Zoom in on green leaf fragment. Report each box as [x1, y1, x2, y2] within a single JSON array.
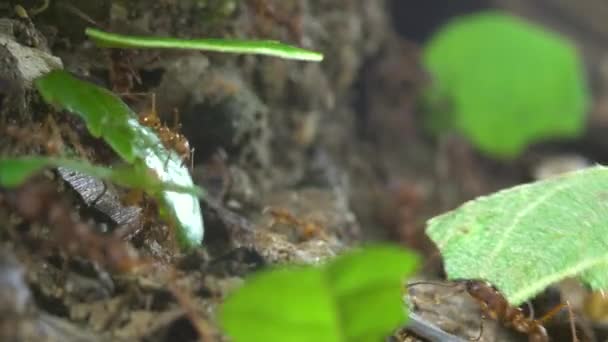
[[0, 156, 204, 198], [34, 70, 204, 250], [35, 71, 141, 162], [85, 28, 324, 62], [426, 165, 608, 305], [0, 157, 50, 187], [422, 11, 589, 158], [220, 245, 419, 342]]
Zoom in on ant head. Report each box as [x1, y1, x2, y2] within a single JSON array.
[[464, 280, 481, 292]]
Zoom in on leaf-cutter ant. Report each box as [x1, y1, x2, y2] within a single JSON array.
[[407, 280, 578, 342]]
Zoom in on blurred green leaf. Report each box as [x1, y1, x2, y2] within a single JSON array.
[[0, 157, 50, 187], [427, 165, 608, 305], [0, 156, 204, 197], [423, 11, 589, 158], [85, 28, 324, 62], [220, 245, 419, 342], [35, 70, 204, 250]]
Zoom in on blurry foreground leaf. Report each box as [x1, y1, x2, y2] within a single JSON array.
[[220, 245, 419, 342], [427, 165, 608, 305], [85, 27, 323, 62], [35, 70, 204, 250], [423, 11, 588, 158], [0, 156, 204, 197]]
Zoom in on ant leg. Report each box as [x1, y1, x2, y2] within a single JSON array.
[[172, 108, 181, 131], [538, 302, 567, 324], [470, 314, 485, 341], [115, 92, 151, 104], [566, 301, 579, 342], [189, 147, 195, 171], [150, 92, 156, 113], [406, 281, 463, 289], [24, 0, 49, 17], [44, 115, 66, 155], [538, 301, 579, 342], [163, 152, 172, 170], [57, 2, 99, 26], [91, 181, 107, 206]]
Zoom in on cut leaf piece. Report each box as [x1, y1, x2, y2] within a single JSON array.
[[0, 156, 204, 197], [35, 70, 204, 250], [423, 11, 589, 158], [219, 245, 419, 342], [85, 28, 323, 62], [427, 165, 608, 305]]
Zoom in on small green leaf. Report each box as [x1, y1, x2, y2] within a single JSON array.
[[423, 11, 589, 158], [85, 28, 324, 62], [220, 245, 419, 342], [0, 157, 49, 187], [0, 156, 204, 198], [427, 165, 608, 305], [34, 70, 204, 249], [35, 71, 141, 162]]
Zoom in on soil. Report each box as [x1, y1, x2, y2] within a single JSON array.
[[0, 1, 605, 341]]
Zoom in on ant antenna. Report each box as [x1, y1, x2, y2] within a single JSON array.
[[151, 93, 157, 115], [189, 147, 195, 171], [29, 0, 50, 16], [538, 302, 567, 325], [406, 280, 461, 288], [567, 301, 579, 342], [57, 2, 99, 26], [525, 300, 535, 320]]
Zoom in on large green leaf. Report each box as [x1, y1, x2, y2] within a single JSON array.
[[423, 11, 589, 158], [427, 165, 608, 305], [220, 245, 419, 342], [35, 70, 203, 250]]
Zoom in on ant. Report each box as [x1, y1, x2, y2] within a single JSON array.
[[109, 49, 142, 96], [263, 206, 327, 241], [407, 280, 578, 342], [246, 0, 303, 43], [57, 2, 142, 97], [62, 2, 193, 165], [4, 114, 89, 158], [137, 93, 193, 165]]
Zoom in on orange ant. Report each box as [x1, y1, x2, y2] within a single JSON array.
[[138, 93, 193, 165], [247, 0, 303, 43], [57, 2, 141, 96], [65, 3, 191, 164], [4, 114, 89, 158], [5, 116, 64, 155], [408, 280, 578, 342], [109, 49, 142, 96], [263, 206, 326, 240]]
